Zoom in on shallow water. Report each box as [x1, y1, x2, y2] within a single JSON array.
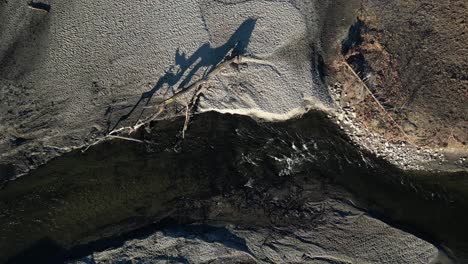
[[1, 110, 467, 263]]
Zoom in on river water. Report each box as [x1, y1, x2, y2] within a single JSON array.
[[1, 110, 467, 263]]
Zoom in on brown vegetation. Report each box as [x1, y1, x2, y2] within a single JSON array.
[[339, 0, 467, 149]]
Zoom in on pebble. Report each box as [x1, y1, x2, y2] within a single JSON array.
[[327, 81, 447, 170]]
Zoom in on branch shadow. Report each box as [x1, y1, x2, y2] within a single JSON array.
[[111, 18, 257, 131]]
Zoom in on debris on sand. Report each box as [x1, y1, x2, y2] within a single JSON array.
[[27, 1, 50, 12]]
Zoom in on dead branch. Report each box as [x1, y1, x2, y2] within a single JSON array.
[[182, 101, 191, 138], [82, 54, 276, 151], [341, 60, 414, 144], [81, 134, 144, 153], [107, 135, 144, 143], [138, 55, 274, 137]]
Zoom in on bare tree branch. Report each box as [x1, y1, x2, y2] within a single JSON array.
[[83, 54, 276, 151]]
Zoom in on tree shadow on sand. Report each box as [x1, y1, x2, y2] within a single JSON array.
[[111, 18, 257, 131]]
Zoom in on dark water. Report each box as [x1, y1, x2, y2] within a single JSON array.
[[1, 110, 467, 263]]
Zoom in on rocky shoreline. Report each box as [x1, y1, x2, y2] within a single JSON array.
[[328, 82, 466, 172]]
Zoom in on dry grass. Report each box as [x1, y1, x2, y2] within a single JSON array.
[[332, 58, 417, 146]]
